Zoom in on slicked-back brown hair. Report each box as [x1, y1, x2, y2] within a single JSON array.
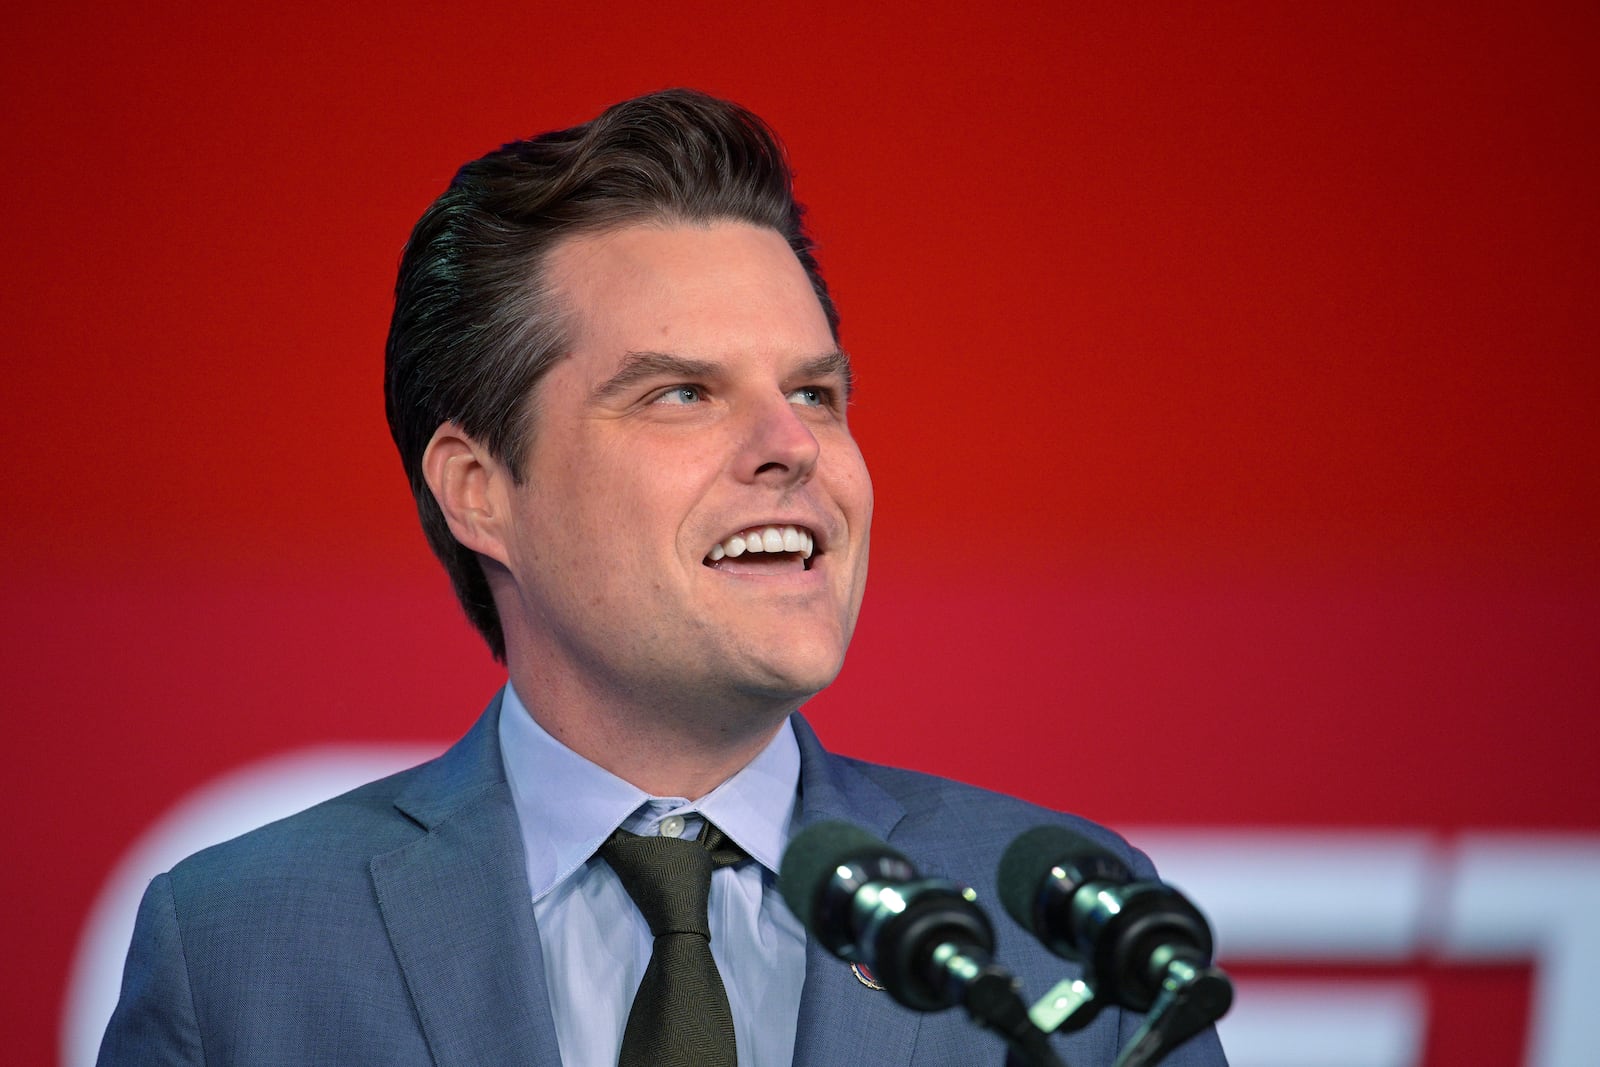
[[384, 89, 838, 660]]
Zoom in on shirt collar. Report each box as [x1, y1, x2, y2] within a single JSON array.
[[497, 682, 800, 901]]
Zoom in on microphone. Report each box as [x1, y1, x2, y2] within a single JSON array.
[[779, 820, 1065, 1067], [998, 825, 1217, 1010], [998, 825, 1232, 1067], [778, 820, 998, 1012]]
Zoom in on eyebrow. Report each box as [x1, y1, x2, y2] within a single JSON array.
[[799, 349, 856, 399], [590, 352, 719, 403], [590, 348, 855, 403]]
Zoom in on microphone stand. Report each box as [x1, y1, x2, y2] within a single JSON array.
[[1018, 955, 1232, 1067], [930, 942, 1069, 1067], [1111, 958, 1233, 1067]]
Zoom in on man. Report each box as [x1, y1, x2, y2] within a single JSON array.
[[100, 90, 1227, 1066]]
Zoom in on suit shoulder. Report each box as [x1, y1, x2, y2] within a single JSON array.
[[165, 758, 432, 898], [830, 754, 1153, 875]]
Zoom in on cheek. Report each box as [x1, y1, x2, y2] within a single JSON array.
[[828, 443, 875, 518], [854, 463, 875, 518], [590, 457, 717, 566], [531, 428, 727, 559]]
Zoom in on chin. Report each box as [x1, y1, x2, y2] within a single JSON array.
[[726, 649, 847, 710], [690, 613, 854, 707]]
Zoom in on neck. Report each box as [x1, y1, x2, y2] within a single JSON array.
[[505, 664, 797, 800]]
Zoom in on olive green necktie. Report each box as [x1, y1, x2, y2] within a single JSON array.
[[600, 821, 746, 1067]]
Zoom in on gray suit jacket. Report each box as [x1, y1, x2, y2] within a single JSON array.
[[100, 694, 1227, 1066]]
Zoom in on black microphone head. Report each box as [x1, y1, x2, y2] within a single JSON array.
[[780, 821, 1007, 1013], [997, 825, 1135, 946], [778, 820, 913, 936]]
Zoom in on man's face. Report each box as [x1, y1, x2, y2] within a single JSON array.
[[491, 221, 872, 718]]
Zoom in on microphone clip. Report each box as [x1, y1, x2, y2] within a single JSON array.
[[1027, 952, 1232, 1067]]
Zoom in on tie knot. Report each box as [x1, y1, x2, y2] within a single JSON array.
[[600, 823, 745, 939]]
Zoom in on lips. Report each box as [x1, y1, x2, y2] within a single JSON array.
[[704, 524, 816, 568]]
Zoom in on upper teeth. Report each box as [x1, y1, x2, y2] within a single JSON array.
[[707, 524, 815, 561]]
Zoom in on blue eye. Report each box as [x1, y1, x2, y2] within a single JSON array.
[[655, 385, 704, 405], [789, 386, 827, 407]]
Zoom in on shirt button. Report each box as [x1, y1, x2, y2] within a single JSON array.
[[658, 815, 686, 838]]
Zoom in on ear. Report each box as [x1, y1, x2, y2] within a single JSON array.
[[421, 422, 514, 568]]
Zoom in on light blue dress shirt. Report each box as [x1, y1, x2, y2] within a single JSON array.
[[498, 684, 807, 1067]]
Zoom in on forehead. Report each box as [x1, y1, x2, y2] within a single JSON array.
[[543, 220, 834, 362]]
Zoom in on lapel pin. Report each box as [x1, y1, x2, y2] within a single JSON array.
[[850, 962, 886, 991]]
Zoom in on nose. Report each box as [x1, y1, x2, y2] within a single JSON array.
[[735, 392, 821, 486]]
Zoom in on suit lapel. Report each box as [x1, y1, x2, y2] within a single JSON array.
[[789, 716, 924, 1067], [371, 695, 561, 1067], [365, 703, 934, 1066]]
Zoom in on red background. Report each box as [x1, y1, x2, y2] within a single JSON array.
[[4, 4, 1597, 1063]]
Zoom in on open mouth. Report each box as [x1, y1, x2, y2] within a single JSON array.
[[704, 524, 817, 571]]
